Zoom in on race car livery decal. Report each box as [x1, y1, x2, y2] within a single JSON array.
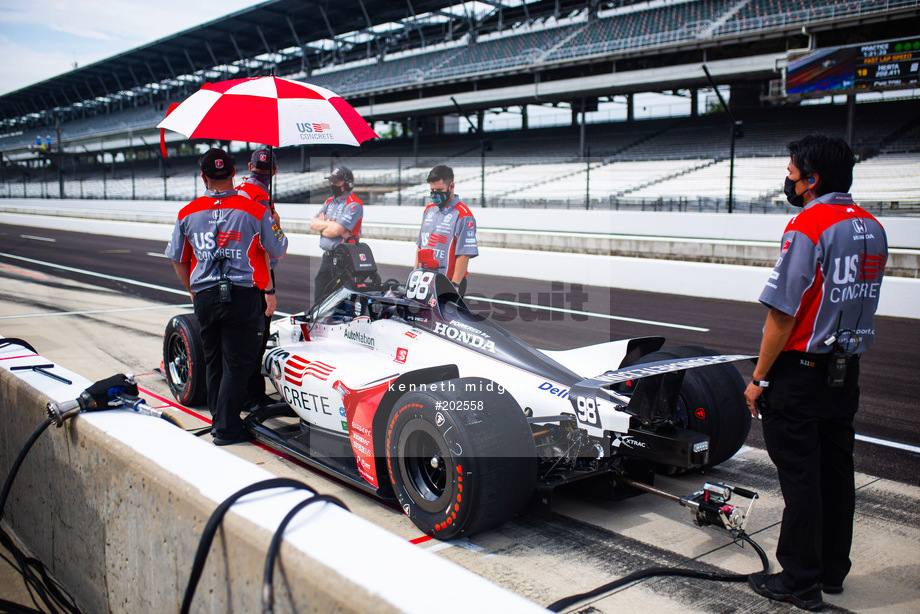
[[344, 328, 375, 348], [283, 355, 336, 385], [433, 322, 496, 353]]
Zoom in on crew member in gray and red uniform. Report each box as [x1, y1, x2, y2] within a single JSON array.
[[236, 148, 282, 411], [166, 148, 288, 446], [745, 134, 887, 611], [415, 164, 478, 294], [310, 165, 363, 302]]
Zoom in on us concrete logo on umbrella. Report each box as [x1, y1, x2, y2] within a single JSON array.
[[157, 76, 378, 148]]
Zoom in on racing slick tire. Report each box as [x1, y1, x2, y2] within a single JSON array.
[[163, 313, 207, 406], [634, 345, 750, 470], [385, 377, 536, 540]]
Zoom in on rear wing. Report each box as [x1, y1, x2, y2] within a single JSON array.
[[569, 354, 753, 429]]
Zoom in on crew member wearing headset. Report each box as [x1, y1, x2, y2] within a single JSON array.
[[415, 164, 478, 294], [166, 148, 288, 445], [309, 166, 362, 302], [745, 134, 888, 611], [236, 148, 282, 412]]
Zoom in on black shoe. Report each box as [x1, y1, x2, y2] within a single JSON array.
[[749, 572, 826, 611], [242, 394, 277, 413], [212, 430, 254, 446], [821, 582, 844, 595]]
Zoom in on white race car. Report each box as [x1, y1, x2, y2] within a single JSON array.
[[163, 243, 752, 539]]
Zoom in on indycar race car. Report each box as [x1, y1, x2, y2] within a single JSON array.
[[163, 243, 752, 540]]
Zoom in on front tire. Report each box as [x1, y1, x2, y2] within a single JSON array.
[[163, 314, 207, 406], [385, 378, 536, 539], [635, 345, 750, 469]]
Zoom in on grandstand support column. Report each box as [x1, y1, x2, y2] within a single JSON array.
[[690, 88, 699, 118], [521, 105, 528, 130], [846, 94, 856, 148], [626, 94, 634, 122], [56, 115, 64, 198]]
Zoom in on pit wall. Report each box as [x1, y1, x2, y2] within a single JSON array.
[[0, 341, 546, 613]]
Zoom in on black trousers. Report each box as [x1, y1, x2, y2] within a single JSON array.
[[193, 285, 263, 439], [761, 351, 861, 591], [246, 270, 275, 405], [313, 251, 335, 303]]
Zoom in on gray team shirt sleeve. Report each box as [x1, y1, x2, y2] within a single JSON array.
[[336, 199, 363, 232], [453, 212, 478, 257], [260, 208, 288, 260], [165, 219, 190, 262], [759, 229, 818, 317]]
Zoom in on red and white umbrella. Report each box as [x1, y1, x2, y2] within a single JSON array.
[[157, 76, 378, 149]]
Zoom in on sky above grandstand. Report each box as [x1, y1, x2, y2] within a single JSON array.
[[0, 0, 264, 95]]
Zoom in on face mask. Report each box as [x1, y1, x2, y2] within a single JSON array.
[[430, 191, 450, 208], [330, 183, 345, 198], [784, 177, 804, 208]]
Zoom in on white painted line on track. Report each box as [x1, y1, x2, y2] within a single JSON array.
[[470, 296, 710, 332], [0, 251, 293, 318], [856, 434, 920, 454], [0, 304, 191, 319], [147, 252, 169, 258], [0, 252, 190, 296], [20, 234, 55, 242]]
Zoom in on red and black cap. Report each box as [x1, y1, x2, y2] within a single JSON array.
[[327, 166, 353, 183], [199, 148, 235, 179], [250, 148, 275, 171]]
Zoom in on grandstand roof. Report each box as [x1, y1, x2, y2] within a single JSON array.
[[0, 0, 463, 119]]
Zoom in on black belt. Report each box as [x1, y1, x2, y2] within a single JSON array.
[[777, 351, 859, 369], [196, 284, 260, 296]]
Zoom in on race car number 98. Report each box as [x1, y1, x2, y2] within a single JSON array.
[[407, 270, 435, 300], [575, 396, 601, 428]]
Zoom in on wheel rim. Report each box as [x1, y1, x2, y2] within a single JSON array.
[[396, 418, 453, 513], [166, 333, 190, 390], [404, 429, 446, 501]]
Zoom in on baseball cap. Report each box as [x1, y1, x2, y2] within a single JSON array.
[[327, 166, 353, 183], [199, 148, 234, 179], [250, 148, 275, 171]]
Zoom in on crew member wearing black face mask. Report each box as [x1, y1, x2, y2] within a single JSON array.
[[415, 164, 478, 294], [309, 166, 363, 302], [745, 135, 888, 611]]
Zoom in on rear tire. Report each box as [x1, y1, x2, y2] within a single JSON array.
[[634, 345, 750, 469], [163, 314, 207, 406], [385, 377, 536, 539]]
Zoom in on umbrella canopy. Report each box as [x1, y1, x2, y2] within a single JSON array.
[[157, 76, 378, 148]]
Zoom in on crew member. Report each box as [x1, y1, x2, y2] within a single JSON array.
[[236, 148, 281, 411], [415, 164, 478, 294], [309, 165, 362, 302], [746, 134, 887, 610], [166, 148, 288, 445]]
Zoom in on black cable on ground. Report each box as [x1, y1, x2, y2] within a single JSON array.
[[546, 532, 769, 612], [262, 493, 350, 614], [180, 478, 319, 614], [0, 418, 82, 614]]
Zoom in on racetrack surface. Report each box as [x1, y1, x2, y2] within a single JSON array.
[[1, 221, 919, 613]]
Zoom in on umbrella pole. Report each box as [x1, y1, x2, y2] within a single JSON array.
[[268, 144, 275, 214]]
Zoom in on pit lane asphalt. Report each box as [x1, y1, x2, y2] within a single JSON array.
[[1, 222, 919, 613]]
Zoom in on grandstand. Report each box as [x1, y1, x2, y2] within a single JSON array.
[[1, 0, 918, 212]]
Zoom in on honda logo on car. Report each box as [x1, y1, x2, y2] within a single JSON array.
[[433, 322, 496, 352], [538, 381, 569, 399]]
